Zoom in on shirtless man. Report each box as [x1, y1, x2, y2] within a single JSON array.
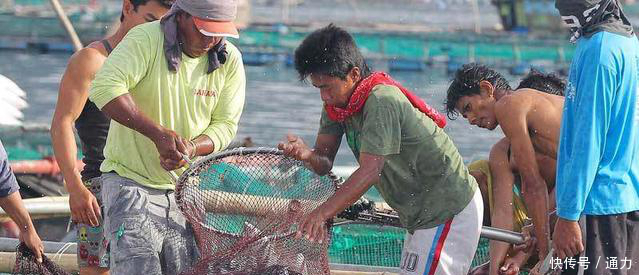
[[445, 63, 564, 272], [50, 1, 172, 274], [468, 70, 566, 275]]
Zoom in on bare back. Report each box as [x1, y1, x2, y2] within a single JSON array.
[[516, 89, 563, 158], [493, 88, 562, 259], [499, 89, 564, 159]]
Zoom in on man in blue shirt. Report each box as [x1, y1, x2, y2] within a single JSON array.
[[0, 139, 43, 262], [553, 0, 639, 274]]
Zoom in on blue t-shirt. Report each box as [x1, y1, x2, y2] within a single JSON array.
[[556, 31, 639, 221], [0, 140, 19, 197]]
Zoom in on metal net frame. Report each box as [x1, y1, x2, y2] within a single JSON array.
[[174, 147, 337, 275]]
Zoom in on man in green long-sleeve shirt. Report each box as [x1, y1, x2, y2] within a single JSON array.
[[88, 0, 245, 273]]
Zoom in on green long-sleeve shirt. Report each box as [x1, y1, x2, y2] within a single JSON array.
[[89, 21, 246, 189]]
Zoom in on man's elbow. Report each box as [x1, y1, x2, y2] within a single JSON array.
[[363, 167, 382, 186], [50, 115, 71, 138], [49, 117, 59, 137]]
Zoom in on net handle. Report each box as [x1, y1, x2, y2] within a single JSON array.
[[172, 147, 344, 186], [173, 147, 283, 184], [169, 153, 195, 182]]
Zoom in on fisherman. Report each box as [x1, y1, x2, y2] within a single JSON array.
[[467, 70, 566, 275], [553, 1, 639, 274], [445, 63, 564, 268], [50, 1, 173, 274], [88, 0, 246, 273], [0, 139, 43, 262], [280, 24, 483, 275]]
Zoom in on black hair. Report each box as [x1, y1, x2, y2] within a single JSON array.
[[294, 24, 371, 81], [445, 63, 512, 119], [120, 0, 174, 22], [516, 69, 566, 96]]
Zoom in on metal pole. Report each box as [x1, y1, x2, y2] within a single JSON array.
[[0, 237, 76, 254], [480, 226, 525, 244], [0, 196, 70, 220], [48, 0, 83, 52]]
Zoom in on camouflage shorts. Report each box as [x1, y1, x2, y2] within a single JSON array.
[[76, 177, 110, 268], [101, 173, 198, 275]]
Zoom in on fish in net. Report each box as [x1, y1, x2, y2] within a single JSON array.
[[174, 147, 337, 275], [13, 242, 71, 275]]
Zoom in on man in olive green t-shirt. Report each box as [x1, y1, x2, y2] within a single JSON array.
[[88, 0, 245, 273], [278, 24, 483, 275]]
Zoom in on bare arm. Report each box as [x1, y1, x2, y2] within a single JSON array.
[[278, 133, 341, 176], [189, 135, 215, 157], [0, 192, 43, 261], [549, 188, 557, 229], [310, 134, 341, 175], [100, 94, 185, 170], [50, 48, 104, 226], [318, 152, 383, 217], [296, 152, 384, 242], [537, 157, 557, 213], [496, 98, 550, 259], [488, 139, 517, 275], [0, 192, 39, 239]]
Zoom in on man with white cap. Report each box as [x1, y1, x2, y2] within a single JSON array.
[[89, 0, 245, 273]]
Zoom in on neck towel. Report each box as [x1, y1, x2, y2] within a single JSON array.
[[325, 71, 447, 128], [160, 4, 227, 74]]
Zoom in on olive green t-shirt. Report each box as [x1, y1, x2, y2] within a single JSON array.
[[320, 84, 477, 232]]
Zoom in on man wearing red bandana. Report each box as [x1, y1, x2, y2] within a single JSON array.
[[278, 24, 483, 275]]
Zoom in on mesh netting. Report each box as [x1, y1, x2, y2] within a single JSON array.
[[12, 242, 71, 275], [174, 148, 336, 275], [328, 224, 492, 269]]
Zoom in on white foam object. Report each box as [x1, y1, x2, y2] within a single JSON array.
[[0, 74, 28, 126]]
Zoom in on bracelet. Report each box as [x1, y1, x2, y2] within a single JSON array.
[[188, 140, 197, 158]]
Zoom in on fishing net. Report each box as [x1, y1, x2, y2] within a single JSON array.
[[12, 242, 71, 275], [174, 147, 336, 275], [331, 196, 492, 269]]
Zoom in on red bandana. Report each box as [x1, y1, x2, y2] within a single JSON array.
[[324, 72, 447, 128]]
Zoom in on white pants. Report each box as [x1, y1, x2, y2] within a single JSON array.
[[399, 188, 483, 275]]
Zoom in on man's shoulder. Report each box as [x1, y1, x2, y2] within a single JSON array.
[[495, 92, 531, 108], [225, 40, 240, 53], [578, 32, 639, 69], [126, 21, 162, 42], [223, 40, 242, 62], [65, 46, 108, 76], [368, 84, 403, 102], [361, 84, 404, 112], [586, 31, 638, 48], [512, 88, 558, 100], [494, 93, 534, 121], [135, 20, 161, 33]]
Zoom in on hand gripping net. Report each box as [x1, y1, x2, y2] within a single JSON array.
[[174, 147, 337, 275], [13, 243, 71, 275]]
